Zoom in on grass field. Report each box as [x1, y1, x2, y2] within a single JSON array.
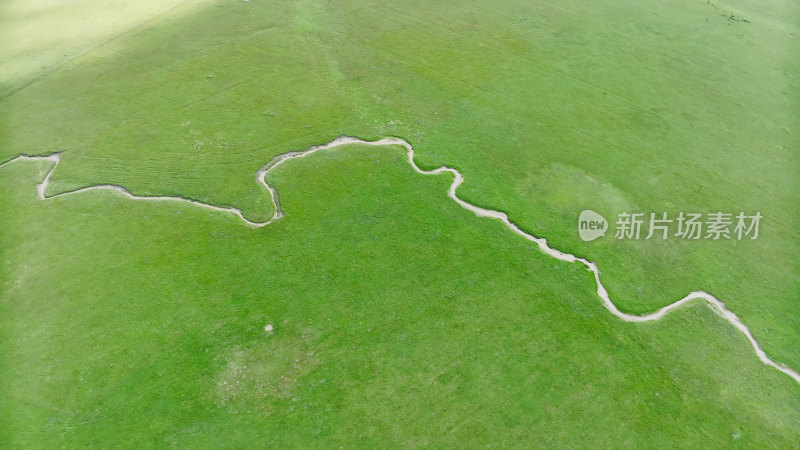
[[2, 0, 799, 446]]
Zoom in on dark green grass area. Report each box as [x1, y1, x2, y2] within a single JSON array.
[[1, 0, 798, 370], [2, 146, 799, 447]]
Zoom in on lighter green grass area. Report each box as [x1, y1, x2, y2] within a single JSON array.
[[0, 0, 194, 97], [2, 146, 799, 447], [1, 0, 799, 446]]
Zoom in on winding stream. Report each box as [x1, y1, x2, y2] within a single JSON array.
[[2, 135, 798, 385]]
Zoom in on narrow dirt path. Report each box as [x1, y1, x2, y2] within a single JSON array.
[[2, 135, 798, 385]]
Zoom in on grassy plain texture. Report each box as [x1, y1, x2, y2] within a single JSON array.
[[2, 0, 797, 367], [2, 146, 800, 447], [1, 0, 799, 446]]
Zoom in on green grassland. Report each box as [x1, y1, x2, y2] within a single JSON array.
[[2, 146, 800, 446], [2, 0, 799, 446]]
